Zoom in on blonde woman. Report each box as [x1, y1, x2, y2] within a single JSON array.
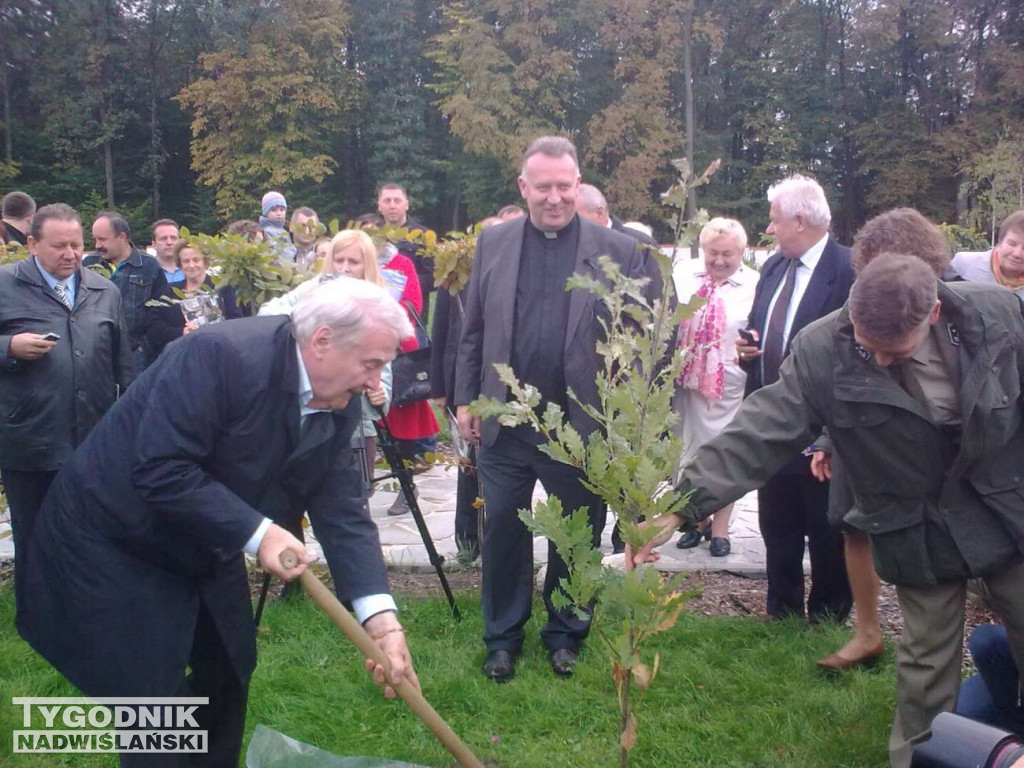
[[260, 229, 395, 490]]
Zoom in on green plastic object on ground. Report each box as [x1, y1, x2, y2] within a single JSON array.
[[246, 724, 432, 768]]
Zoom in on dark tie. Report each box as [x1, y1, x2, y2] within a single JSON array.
[[296, 410, 334, 455], [761, 260, 799, 385]]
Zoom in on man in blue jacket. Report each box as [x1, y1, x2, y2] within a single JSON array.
[[18, 278, 420, 767]]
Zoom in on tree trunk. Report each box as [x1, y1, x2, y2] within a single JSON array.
[[451, 189, 461, 232], [956, 172, 969, 226], [150, 90, 160, 218], [1, 38, 11, 163], [682, 3, 697, 259], [104, 138, 115, 208]]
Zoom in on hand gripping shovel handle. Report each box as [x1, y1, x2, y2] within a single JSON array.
[[278, 550, 484, 768]]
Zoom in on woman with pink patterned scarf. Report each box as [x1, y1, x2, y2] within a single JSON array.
[[672, 218, 758, 557]]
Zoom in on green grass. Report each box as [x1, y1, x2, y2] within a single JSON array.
[[0, 585, 894, 767]]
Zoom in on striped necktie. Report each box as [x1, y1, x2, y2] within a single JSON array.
[[54, 279, 72, 310]]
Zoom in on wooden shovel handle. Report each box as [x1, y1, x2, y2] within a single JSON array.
[[278, 550, 484, 768]]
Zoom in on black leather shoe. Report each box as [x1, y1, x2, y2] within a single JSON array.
[[675, 529, 703, 549], [549, 648, 578, 678], [709, 537, 731, 557], [482, 650, 517, 683]]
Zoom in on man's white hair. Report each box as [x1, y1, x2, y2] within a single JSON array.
[[577, 184, 608, 213], [291, 277, 413, 348], [699, 217, 748, 250], [767, 174, 831, 228]]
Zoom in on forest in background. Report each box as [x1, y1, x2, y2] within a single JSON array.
[[0, 0, 1021, 244]]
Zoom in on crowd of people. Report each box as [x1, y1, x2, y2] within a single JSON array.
[[3, 134, 1024, 767]]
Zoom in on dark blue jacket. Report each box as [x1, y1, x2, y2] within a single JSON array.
[[84, 246, 162, 362], [18, 316, 389, 697]]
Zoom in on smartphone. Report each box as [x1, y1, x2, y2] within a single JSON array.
[[41, 332, 61, 342], [738, 328, 758, 347]]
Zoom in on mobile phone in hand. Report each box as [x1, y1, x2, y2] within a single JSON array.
[[41, 332, 61, 342], [738, 328, 758, 347]]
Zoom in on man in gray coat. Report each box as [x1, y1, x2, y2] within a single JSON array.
[[632, 253, 1024, 768], [455, 136, 651, 681], [0, 203, 134, 602]]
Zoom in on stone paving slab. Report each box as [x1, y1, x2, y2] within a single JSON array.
[[0, 465, 809, 578], [360, 465, 800, 577]]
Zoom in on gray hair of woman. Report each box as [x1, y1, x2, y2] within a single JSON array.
[[699, 217, 748, 251], [291, 276, 413, 349], [767, 174, 831, 228]]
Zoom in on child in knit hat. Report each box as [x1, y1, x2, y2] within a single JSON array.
[[258, 191, 296, 264]]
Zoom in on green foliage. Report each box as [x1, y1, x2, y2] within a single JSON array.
[[351, 0, 451, 215], [424, 225, 479, 294], [939, 223, 991, 254], [175, 0, 351, 219], [74, 191, 152, 246], [0, 241, 29, 266], [4, 0, 1024, 240], [964, 132, 1024, 242], [661, 157, 721, 252], [179, 226, 306, 310], [0, 162, 19, 187]]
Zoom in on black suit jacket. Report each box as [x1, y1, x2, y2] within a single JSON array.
[[610, 215, 658, 248], [18, 316, 388, 697], [741, 237, 855, 395], [430, 286, 467, 404], [740, 236, 854, 476], [454, 215, 652, 447]]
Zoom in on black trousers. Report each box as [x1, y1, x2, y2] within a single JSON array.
[[119, 603, 248, 767], [757, 470, 851, 622], [1, 467, 58, 616], [477, 429, 605, 653]]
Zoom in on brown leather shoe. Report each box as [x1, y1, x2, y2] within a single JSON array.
[[816, 642, 885, 672]]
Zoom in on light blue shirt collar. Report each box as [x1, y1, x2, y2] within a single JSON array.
[[296, 344, 331, 421], [162, 266, 185, 283], [34, 257, 77, 305]]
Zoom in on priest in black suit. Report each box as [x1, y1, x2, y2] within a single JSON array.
[[734, 174, 854, 622], [455, 137, 656, 682], [17, 278, 419, 767]]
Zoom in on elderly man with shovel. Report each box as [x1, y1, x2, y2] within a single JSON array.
[[17, 279, 422, 767]]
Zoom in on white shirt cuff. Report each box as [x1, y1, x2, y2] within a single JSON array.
[[352, 594, 398, 624], [243, 518, 272, 556]]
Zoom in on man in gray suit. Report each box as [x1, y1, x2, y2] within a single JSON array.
[[455, 136, 650, 682]]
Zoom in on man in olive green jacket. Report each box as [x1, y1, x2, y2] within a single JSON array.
[[632, 254, 1024, 768]]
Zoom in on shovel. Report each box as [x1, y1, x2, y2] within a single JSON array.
[[279, 550, 484, 768]]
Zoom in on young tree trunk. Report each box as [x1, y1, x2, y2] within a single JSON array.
[[619, 670, 632, 768], [682, 3, 697, 259]]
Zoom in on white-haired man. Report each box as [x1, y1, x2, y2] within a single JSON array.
[[733, 174, 854, 623], [18, 279, 419, 767], [576, 183, 658, 247]]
